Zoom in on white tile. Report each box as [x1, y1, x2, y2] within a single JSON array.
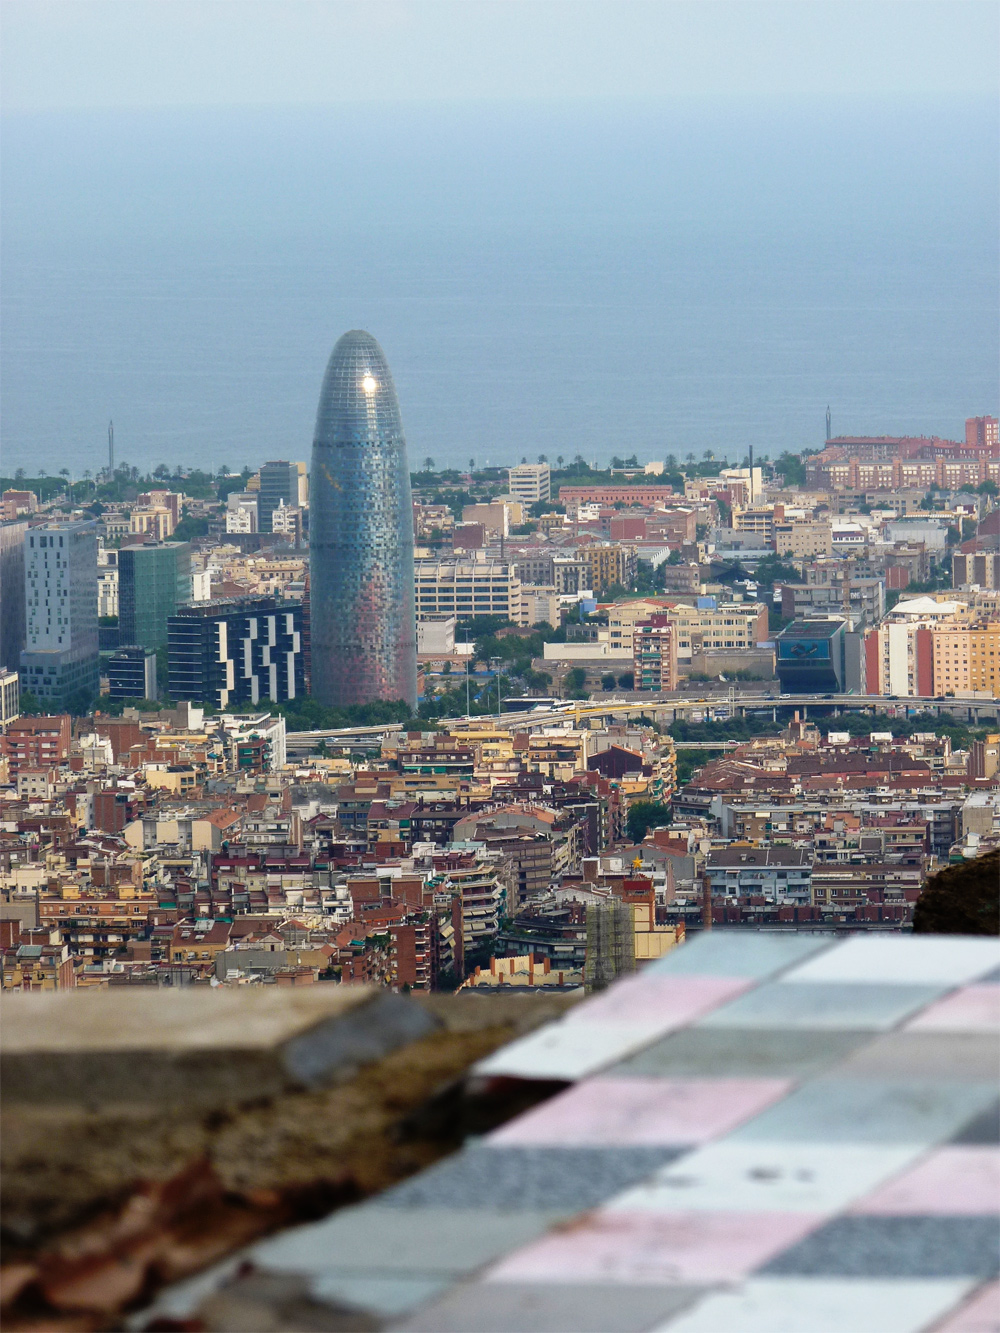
[[781, 937, 1000, 987], [473, 1019, 668, 1081], [653, 1278, 978, 1333], [605, 1142, 926, 1215]]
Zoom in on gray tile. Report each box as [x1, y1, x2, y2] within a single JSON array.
[[697, 982, 945, 1031], [951, 1101, 1000, 1145], [249, 1206, 563, 1279], [837, 1033, 1000, 1083], [606, 1027, 872, 1080], [730, 1078, 1000, 1144], [390, 1281, 707, 1332], [642, 931, 835, 980], [311, 1275, 450, 1319], [759, 1216, 1000, 1278], [371, 1145, 685, 1213]]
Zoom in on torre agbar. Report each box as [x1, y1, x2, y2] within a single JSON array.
[[309, 330, 417, 708]]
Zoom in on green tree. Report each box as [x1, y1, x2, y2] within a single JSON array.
[[775, 452, 806, 487], [601, 673, 616, 691], [626, 801, 672, 843], [617, 671, 634, 689]]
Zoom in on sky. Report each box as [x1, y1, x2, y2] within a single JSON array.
[[2, 0, 996, 112]]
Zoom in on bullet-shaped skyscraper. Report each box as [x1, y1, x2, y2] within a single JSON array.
[[309, 330, 417, 708]]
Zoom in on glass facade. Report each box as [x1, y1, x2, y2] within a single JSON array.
[[309, 330, 417, 708], [119, 543, 192, 651]]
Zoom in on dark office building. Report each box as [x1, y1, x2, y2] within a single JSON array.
[[168, 597, 304, 710], [0, 520, 27, 671], [119, 542, 192, 651], [775, 617, 863, 694], [309, 330, 417, 708], [258, 461, 300, 535], [106, 646, 157, 701]]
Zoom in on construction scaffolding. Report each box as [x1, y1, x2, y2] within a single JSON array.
[[584, 898, 636, 992]]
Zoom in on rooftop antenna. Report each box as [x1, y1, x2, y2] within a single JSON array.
[[108, 420, 115, 474], [825, 406, 831, 441]]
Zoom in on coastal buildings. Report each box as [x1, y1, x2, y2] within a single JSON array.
[[309, 330, 417, 708]]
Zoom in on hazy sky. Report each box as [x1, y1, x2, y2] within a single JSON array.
[[2, 0, 996, 112]]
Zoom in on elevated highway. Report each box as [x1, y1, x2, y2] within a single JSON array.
[[284, 691, 1000, 755]]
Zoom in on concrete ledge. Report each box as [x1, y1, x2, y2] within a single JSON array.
[[1, 986, 439, 1109]]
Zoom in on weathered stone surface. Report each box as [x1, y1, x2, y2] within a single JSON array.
[[1, 986, 439, 1109]]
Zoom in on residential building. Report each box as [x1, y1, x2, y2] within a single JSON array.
[[309, 331, 417, 708], [167, 596, 304, 709], [706, 846, 813, 904], [1, 714, 72, 774], [633, 615, 679, 692], [507, 463, 551, 505], [118, 542, 192, 651], [774, 518, 833, 560], [0, 669, 20, 725], [954, 551, 1000, 590], [20, 520, 99, 709], [583, 544, 632, 593]]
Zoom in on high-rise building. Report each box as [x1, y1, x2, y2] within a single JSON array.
[[309, 330, 417, 707], [966, 416, 999, 450], [118, 542, 192, 651], [167, 596, 303, 710], [0, 520, 28, 671], [507, 463, 551, 505], [258, 461, 299, 534], [20, 521, 99, 709]]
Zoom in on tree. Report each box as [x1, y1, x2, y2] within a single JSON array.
[[617, 671, 634, 689], [667, 549, 683, 565], [601, 673, 616, 691], [556, 456, 564, 468], [564, 666, 588, 698], [626, 801, 671, 843], [977, 479, 997, 496], [912, 851, 998, 935], [538, 454, 548, 463], [423, 457, 435, 472], [775, 452, 806, 487]]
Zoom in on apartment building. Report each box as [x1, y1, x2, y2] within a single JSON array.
[[774, 519, 833, 560], [20, 521, 100, 708], [633, 615, 679, 692], [582, 544, 633, 593]]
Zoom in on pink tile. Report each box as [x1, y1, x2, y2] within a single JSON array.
[[488, 1076, 794, 1146], [482, 1209, 822, 1285], [566, 975, 753, 1028], [929, 1281, 1000, 1332], [852, 1147, 1000, 1216], [906, 987, 1000, 1034]]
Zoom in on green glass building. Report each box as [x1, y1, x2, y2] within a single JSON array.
[[118, 542, 192, 651]]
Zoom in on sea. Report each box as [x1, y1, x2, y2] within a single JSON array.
[[1, 96, 997, 479]]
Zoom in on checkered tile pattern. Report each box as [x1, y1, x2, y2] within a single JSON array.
[[247, 932, 1000, 1332]]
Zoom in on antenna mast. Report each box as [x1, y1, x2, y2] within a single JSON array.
[[825, 406, 831, 441], [108, 420, 115, 474]]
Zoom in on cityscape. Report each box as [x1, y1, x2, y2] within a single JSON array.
[[1, 3, 997, 1331]]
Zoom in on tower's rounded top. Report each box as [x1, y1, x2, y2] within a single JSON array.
[[314, 329, 404, 445]]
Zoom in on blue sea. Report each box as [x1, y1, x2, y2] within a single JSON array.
[[1, 97, 996, 478]]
